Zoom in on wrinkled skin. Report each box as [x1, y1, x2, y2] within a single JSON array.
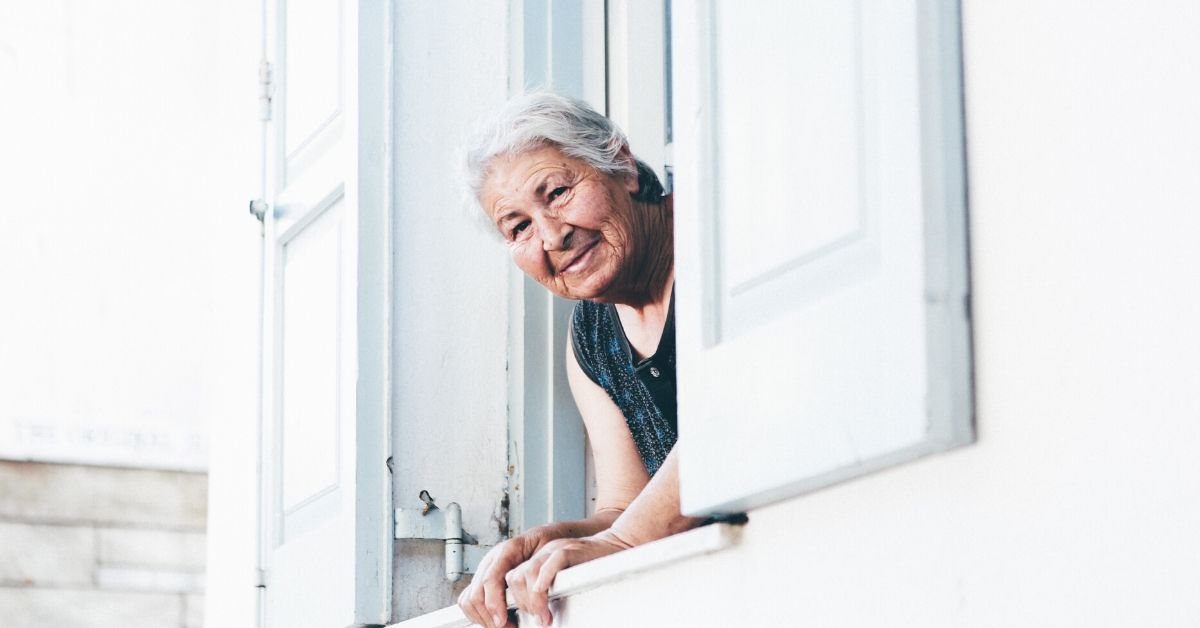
[[457, 530, 542, 628], [455, 515, 628, 628], [479, 145, 673, 308], [503, 533, 632, 626]]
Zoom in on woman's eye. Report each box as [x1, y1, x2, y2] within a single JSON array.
[[548, 186, 568, 201], [511, 220, 531, 238]]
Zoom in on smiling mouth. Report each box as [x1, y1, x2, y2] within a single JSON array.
[[559, 239, 599, 274]]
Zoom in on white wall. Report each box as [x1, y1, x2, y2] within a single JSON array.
[[0, 2, 259, 627], [0, 1, 258, 473], [389, 0, 515, 619], [551, 1, 1200, 625]]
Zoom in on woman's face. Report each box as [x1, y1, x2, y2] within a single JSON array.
[[480, 145, 641, 302]]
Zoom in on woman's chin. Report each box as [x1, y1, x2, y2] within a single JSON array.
[[555, 274, 615, 302]]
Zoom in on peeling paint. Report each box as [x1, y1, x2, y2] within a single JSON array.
[[493, 492, 510, 539]]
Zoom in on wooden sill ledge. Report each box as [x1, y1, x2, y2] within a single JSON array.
[[389, 522, 743, 628]]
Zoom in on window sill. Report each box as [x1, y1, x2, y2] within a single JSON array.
[[389, 522, 743, 628]]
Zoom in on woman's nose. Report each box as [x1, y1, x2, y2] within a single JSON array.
[[541, 219, 574, 251]]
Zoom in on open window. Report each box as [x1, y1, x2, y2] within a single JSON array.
[[245, 1, 973, 624]]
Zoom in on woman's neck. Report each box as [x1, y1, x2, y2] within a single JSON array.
[[613, 277, 673, 362], [614, 270, 673, 320], [610, 194, 674, 360], [609, 194, 674, 311]]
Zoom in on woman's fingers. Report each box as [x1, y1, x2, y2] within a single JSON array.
[[527, 548, 572, 626], [505, 547, 548, 624], [531, 548, 571, 599], [509, 535, 629, 625], [458, 540, 532, 627], [482, 567, 510, 628], [457, 585, 491, 627], [504, 560, 532, 610], [457, 548, 493, 626], [502, 567, 526, 621], [460, 531, 627, 626], [508, 540, 571, 626]]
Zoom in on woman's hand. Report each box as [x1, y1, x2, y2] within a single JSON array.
[[506, 448, 699, 625], [458, 532, 544, 628], [504, 531, 632, 626], [457, 512, 621, 627]]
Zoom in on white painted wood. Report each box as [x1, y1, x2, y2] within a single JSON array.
[[542, 521, 739, 600], [606, 0, 669, 186], [278, 199, 343, 514], [282, 0, 340, 157], [673, 0, 972, 516], [259, 0, 392, 626], [386, 3, 512, 617], [387, 605, 472, 628]]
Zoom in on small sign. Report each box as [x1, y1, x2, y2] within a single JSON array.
[[0, 418, 208, 472]]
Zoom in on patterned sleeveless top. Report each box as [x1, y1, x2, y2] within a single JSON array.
[[569, 293, 677, 476]]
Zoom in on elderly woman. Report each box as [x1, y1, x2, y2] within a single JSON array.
[[458, 93, 699, 627]]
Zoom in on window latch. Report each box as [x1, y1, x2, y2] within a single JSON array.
[[394, 490, 492, 582], [249, 198, 268, 223]]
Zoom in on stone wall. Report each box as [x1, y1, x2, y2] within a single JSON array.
[[0, 461, 207, 628]]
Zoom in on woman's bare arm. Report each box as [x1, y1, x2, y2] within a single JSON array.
[[563, 337, 653, 514], [501, 342, 702, 626], [563, 328, 700, 548], [458, 336, 653, 628]]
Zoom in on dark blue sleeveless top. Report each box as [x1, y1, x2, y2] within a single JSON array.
[[570, 295, 677, 476]]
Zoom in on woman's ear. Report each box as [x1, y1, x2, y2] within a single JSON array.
[[616, 144, 640, 193]]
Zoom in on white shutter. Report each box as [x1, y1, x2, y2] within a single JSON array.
[[672, 0, 972, 516], [258, 0, 391, 625]]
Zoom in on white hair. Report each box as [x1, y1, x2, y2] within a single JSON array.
[[462, 91, 664, 232]]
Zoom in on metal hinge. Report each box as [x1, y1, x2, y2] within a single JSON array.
[[258, 60, 273, 122], [394, 491, 493, 583]]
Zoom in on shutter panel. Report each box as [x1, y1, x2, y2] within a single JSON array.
[[672, 0, 972, 515], [258, 0, 391, 625]]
